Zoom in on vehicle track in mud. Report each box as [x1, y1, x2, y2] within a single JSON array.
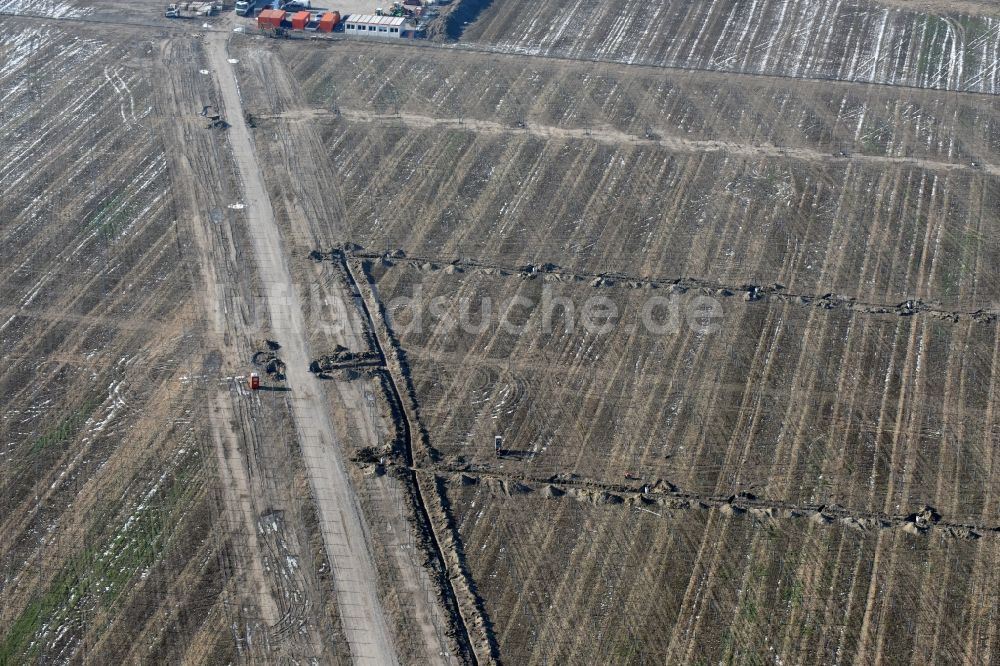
[[272, 29, 1000, 661], [14, 7, 1000, 104], [8, 3, 1000, 663]]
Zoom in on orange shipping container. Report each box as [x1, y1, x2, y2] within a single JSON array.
[[291, 10, 311, 29], [259, 8, 285, 27], [318, 11, 340, 32]]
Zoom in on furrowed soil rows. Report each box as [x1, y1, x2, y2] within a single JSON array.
[[362, 265, 1000, 526], [291, 43, 1000, 167], [0, 18, 231, 662], [452, 0, 1000, 94], [0, 0, 90, 18], [230, 37, 477, 663], [322, 125, 1000, 310], [272, 44, 1000, 311], [155, 32, 357, 663], [237, 34, 1000, 664], [7, 0, 1000, 662], [442, 479, 1000, 664], [1, 18, 348, 664]]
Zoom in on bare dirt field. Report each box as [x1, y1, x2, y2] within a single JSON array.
[[0, 15, 352, 666], [0, 18, 236, 663], [442, 480, 1000, 664], [5, 0, 1000, 663], [452, 0, 1000, 93], [235, 26, 1000, 663]]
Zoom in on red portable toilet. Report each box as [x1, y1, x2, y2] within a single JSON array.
[[318, 11, 340, 32], [291, 10, 311, 29], [249, 372, 260, 390]]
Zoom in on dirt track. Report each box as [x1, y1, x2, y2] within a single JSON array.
[[205, 32, 398, 665], [274, 107, 1000, 177]]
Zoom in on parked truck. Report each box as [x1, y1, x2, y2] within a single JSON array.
[[235, 0, 259, 16]]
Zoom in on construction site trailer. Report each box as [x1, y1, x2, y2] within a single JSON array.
[[343, 14, 406, 37], [257, 8, 286, 28], [318, 11, 340, 32], [291, 10, 311, 29], [269, 9, 288, 26]]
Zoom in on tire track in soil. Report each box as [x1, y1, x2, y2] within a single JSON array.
[[165, 125, 336, 659], [13, 11, 1000, 106], [233, 41, 470, 661], [153, 39, 300, 658], [258, 32, 1000, 101], [0, 8, 219, 32]]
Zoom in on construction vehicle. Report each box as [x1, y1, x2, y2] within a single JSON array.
[[165, 1, 219, 18], [235, 0, 260, 16]]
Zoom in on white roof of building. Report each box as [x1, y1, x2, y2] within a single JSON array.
[[346, 14, 405, 26]]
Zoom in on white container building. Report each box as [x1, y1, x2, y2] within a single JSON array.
[[343, 14, 406, 37]]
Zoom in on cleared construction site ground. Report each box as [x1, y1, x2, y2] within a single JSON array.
[[4, 0, 1000, 664]]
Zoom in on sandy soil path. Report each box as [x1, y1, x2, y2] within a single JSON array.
[[206, 32, 398, 666], [315, 108, 1000, 176]]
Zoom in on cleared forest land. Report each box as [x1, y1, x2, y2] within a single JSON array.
[[456, 0, 1000, 93], [442, 481, 1000, 664], [0, 21, 234, 663], [237, 31, 1000, 662], [5, 0, 1000, 662], [0, 18, 353, 665]]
